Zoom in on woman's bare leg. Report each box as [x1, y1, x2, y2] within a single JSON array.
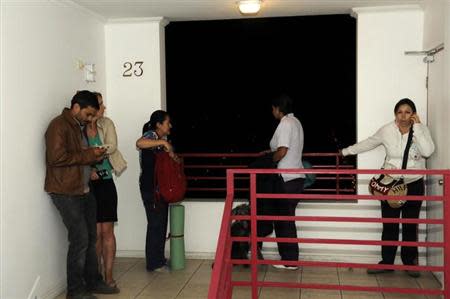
[[96, 223, 104, 276], [101, 222, 116, 285]]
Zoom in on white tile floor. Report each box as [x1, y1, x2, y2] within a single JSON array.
[[55, 258, 443, 299]]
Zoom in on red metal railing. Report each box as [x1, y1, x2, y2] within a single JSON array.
[[180, 152, 355, 196], [208, 168, 450, 299]]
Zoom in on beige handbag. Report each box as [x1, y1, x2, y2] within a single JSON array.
[[368, 127, 413, 209], [369, 174, 407, 208]]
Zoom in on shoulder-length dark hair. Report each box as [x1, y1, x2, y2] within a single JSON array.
[[142, 110, 169, 134]]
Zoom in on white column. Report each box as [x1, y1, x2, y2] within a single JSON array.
[[105, 18, 169, 254]]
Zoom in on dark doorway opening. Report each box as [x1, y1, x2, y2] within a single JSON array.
[[165, 15, 357, 199]]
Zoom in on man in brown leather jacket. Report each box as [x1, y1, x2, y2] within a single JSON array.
[[45, 91, 118, 299]]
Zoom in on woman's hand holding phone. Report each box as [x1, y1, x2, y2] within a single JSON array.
[[410, 114, 421, 124], [93, 147, 107, 162]]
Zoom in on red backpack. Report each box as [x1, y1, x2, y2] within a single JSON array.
[[154, 152, 187, 203]]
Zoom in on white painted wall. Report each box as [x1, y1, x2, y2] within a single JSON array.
[[0, 1, 106, 298], [353, 5, 427, 153], [104, 19, 169, 255], [422, 0, 450, 283]]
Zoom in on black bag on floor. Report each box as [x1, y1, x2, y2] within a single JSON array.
[[230, 204, 251, 261]]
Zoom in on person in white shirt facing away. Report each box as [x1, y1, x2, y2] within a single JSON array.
[[262, 94, 305, 270]]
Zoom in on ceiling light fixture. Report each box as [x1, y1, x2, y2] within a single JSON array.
[[238, 0, 262, 15]]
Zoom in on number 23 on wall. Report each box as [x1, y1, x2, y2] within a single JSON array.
[[123, 61, 144, 77]]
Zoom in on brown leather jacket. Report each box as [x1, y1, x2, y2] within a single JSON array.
[[44, 108, 98, 195]]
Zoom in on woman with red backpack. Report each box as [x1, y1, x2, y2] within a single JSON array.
[[136, 110, 180, 272]]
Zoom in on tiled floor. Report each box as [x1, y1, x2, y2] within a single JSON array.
[[55, 258, 443, 299]]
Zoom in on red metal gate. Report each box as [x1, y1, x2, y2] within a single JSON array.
[[208, 168, 450, 298]]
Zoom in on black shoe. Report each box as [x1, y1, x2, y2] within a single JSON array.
[[87, 280, 120, 294], [406, 270, 421, 278], [66, 292, 98, 299], [367, 268, 394, 274], [367, 261, 394, 275]]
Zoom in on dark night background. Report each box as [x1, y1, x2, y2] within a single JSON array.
[[165, 15, 356, 154]]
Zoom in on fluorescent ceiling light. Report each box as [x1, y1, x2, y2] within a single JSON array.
[[238, 0, 262, 15]]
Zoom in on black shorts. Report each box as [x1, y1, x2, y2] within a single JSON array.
[[91, 178, 118, 223]]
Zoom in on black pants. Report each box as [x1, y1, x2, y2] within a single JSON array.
[[51, 193, 102, 296], [141, 190, 169, 270], [257, 178, 304, 261], [380, 178, 424, 265]]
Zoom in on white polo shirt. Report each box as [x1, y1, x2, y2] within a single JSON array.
[[270, 113, 305, 182]]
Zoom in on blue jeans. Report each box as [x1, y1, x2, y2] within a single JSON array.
[[51, 193, 101, 295], [140, 190, 169, 270]]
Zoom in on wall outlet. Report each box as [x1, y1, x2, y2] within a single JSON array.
[[84, 63, 96, 83]]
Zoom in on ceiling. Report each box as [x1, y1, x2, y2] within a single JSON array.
[[72, 0, 423, 21]]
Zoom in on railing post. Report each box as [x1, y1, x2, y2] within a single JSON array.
[[225, 240, 233, 299], [444, 173, 450, 299], [226, 170, 235, 299], [250, 173, 258, 299], [335, 154, 340, 194], [208, 170, 235, 299]]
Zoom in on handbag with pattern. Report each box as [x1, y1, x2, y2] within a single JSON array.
[[368, 127, 413, 208]]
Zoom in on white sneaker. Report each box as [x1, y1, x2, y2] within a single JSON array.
[[153, 265, 170, 273], [272, 264, 299, 270]]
